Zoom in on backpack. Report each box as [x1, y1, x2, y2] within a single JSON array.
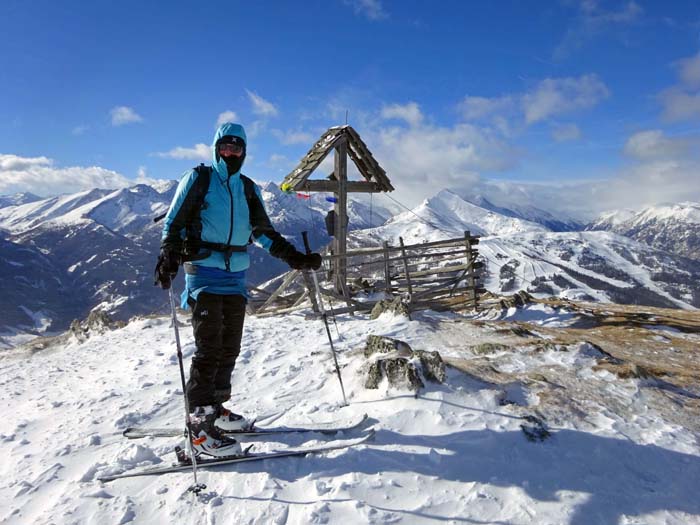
[[155, 164, 258, 227], [155, 164, 260, 269]]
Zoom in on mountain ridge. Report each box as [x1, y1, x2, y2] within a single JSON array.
[[1, 181, 698, 347]]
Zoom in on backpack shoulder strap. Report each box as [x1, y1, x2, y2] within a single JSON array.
[[152, 164, 211, 224], [192, 164, 212, 214], [239, 173, 256, 206]]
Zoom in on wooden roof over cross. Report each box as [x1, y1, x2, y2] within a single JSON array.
[[281, 125, 394, 193]]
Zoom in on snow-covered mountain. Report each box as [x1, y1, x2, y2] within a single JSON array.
[[0, 181, 395, 345], [1, 180, 698, 347], [0, 192, 41, 210], [454, 180, 585, 231], [587, 202, 700, 261], [352, 191, 699, 310], [374, 189, 550, 241]]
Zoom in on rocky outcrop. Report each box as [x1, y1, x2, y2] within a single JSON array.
[[370, 297, 410, 320], [363, 335, 445, 392], [70, 310, 124, 342]]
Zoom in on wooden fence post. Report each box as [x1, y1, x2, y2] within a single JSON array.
[[302, 270, 320, 313], [383, 241, 391, 294], [399, 236, 413, 301], [464, 230, 477, 309]]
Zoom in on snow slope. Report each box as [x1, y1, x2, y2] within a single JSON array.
[[1, 305, 699, 524], [0, 192, 41, 210]]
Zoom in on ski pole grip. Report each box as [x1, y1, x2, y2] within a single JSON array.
[[301, 231, 311, 255]]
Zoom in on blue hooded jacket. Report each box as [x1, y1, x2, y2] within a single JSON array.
[[161, 123, 299, 305]]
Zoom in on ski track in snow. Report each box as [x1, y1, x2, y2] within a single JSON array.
[[1, 308, 699, 525]]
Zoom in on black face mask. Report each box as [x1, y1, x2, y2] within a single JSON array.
[[216, 136, 246, 175], [222, 154, 245, 175]]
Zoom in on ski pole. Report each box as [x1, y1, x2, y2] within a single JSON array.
[[168, 286, 206, 494], [301, 231, 348, 406]]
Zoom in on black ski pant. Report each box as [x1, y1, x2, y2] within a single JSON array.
[[185, 292, 246, 409]]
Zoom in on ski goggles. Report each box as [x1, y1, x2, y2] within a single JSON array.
[[217, 142, 244, 156]]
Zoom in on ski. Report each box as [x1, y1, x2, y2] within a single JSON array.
[[98, 430, 374, 483], [122, 413, 368, 440]]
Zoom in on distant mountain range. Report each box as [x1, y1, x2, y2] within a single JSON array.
[[586, 202, 700, 261], [0, 180, 395, 347], [0, 182, 698, 347], [352, 189, 699, 311]]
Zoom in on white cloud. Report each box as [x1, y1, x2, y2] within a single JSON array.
[[72, 125, 89, 136], [456, 75, 608, 132], [344, 0, 387, 20], [0, 154, 131, 197], [522, 74, 609, 124], [265, 153, 294, 172], [593, 159, 700, 212], [676, 53, 700, 89], [623, 130, 690, 160], [131, 166, 169, 188], [659, 89, 700, 122], [153, 144, 211, 161], [368, 123, 520, 206], [560, 129, 700, 215], [551, 123, 582, 142], [555, 0, 643, 59], [246, 120, 267, 139], [458, 95, 514, 121], [0, 154, 52, 171], [380, 102, 424, 127], [246, 90, 278, 117], [216, 110, 239, 127], [658, 53, 700, 122], [272, 129, 315, 145], [110, 106, 143, 126]]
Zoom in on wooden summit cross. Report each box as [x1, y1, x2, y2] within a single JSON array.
[[281, 125, 394, 295]]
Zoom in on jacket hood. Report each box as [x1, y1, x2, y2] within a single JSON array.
[[212, 123, 247, 177]]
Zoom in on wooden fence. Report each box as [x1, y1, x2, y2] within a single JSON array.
[[248, 231, 483, 317]]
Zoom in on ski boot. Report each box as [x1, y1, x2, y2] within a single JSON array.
[[214, 404, 252, 433], [188, 405, 242, 458]]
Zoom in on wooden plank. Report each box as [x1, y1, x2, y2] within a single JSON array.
[[325, 236, 478, 260], [299, 180, 383, 193], [301, 270, 319, 313], [253, 304, 308, 318], [248, 286, 272, 297], [333, 138, 348, 295], [464, 230, 479, 310], [406, 262, 475, 278], [328, 237, 478, 259], [410, 285, 477, 301], [256, 270, 300, 313], [410, 298, 478, 312], [412, 292, 479, 305], [383, 241, 391, 293], [318, 287, 372, 309], [343, 248, 476, 270], [291, 289, 309, 308], [398, 237, 413, 299]]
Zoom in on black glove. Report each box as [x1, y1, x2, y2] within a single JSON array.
[[285, 251, 322, 271], [154, 248, 181, 289]]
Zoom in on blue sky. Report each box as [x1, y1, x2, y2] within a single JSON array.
[[1, 0, 700, 210]]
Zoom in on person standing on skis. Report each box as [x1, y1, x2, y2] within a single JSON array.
[[154, 122, 321, 457]]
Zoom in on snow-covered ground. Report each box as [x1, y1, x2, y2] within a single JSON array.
[[1, 302, 699, 525]]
